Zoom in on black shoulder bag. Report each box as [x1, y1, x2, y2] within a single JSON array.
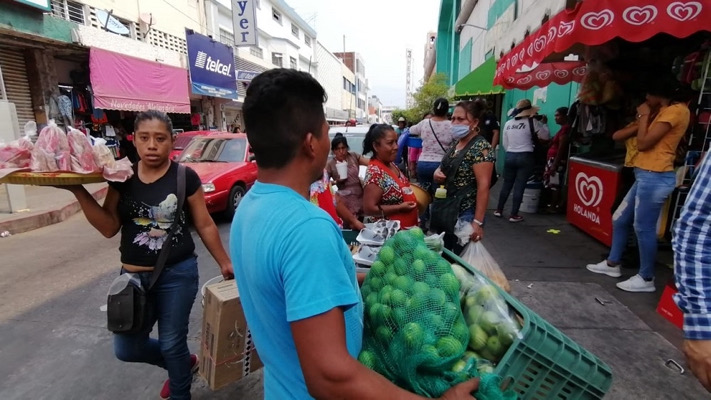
[[429, 138, 478, 234], [429, 119, 447, 152], [106, 165, 187, 334]]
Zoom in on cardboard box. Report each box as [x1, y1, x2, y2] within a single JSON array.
[[200, 280, 262, 390], [657, 280, 683, 330]]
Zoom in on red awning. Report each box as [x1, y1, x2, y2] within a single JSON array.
[[494, 0, 711, 88], [506, 61, 587, 90], [90, 48, 190, 114]]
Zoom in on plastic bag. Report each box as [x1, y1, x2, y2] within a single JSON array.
[[31, 123, 71, 171], [0, 137, 33, 169], [102, 157, 134, 182], [454, 218, 474, 246], [450, 263, 522, 366], [460, 242, 510, 292], [67, 128, 100, 173], [424, 232, 445, 253]]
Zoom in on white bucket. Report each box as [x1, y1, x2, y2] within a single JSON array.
[[201, 276, 224, 308], [520, 187, 541, 214]]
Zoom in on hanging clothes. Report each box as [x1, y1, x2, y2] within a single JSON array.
[[57, 95, 73, 119]]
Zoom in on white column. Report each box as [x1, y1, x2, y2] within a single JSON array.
[[0, 101, 27, 211]]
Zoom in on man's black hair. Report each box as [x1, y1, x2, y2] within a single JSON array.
[[243, 69, 327, 169], [134, 110, 174, 134]]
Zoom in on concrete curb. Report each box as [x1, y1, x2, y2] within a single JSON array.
[[0, 186, 108, 235]]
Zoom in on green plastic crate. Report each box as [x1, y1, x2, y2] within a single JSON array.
[[342, 229, 359, 244], [444, 249, 613, 400]]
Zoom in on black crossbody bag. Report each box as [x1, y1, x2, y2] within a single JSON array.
[[106, 165, 186, 334], [429, 139, 478, 234]]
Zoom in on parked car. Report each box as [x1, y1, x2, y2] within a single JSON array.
[[171, 130, 213, 161], [178, 133, 257, 217]]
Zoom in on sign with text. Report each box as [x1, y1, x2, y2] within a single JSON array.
[[566, 159, 621, 247], [13, 0, 50, 11], [236, 70, 259, 82], [186, 29, 238, 100], [231, 0, 258, 47]]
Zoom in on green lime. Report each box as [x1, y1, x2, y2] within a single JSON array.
[[393, 258, 408, 276], [409, 227, 425, 240], [475, 285, 499, 305], [486, 335, 504, 358], [390, 289, 407, 307], [378, 304, 393, 326], [451, 321, 469, 344], [436, 336, 463, 358], [394, 275, 413, 292], [425, 274, 438, 287], [384, 271, 398, 285], [376, 325, 393, 343], [465, 305, 485, 326], [429, 288, 447, 308], [421, 344, 440, 364], [402, 322, 424, 348], [393, 307, 408, 326], [469, 325, 488, 351], [358, 350, 377, 369], [411, 281, 430, 296], [369, 277, 383, 292], [368, 303, 381, 323], [480, 311, 501, 334], [412, 259, 427, 276], [379, 290, 392, 306], [406, 292, 429, 312], [360, 284, 371, 300], [370, 260, 387, 277], [413, 246, 430, 262], [434, 259, 452, 276], [439, 273, 461, 297], [425, 313, 444, 332], [451, 359, 468, 373], [365, 293, 379, 309], [378, 246, 395, 265]]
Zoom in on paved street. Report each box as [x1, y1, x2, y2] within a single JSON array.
[[0, 189, 708, 399]]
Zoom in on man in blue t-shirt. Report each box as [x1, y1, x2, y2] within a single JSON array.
[[231, 69, 479, 399]]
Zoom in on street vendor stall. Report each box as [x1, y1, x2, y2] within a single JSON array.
[[493, 0, 711, 245]]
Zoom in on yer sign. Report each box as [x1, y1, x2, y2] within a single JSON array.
[[232, 0, 258, 47]]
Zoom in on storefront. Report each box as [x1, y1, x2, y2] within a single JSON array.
[[494, 0, 711, 246]]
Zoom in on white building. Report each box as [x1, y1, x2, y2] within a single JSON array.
[[368, 95, 383, 123], [341, 63, 356, 119], [315, 41, 349, 124]]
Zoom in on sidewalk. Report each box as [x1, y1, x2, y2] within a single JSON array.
[[485, 185, 707, 398], [0, 183, 108, 235]]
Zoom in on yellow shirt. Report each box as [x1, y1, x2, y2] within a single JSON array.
[[634, 104, 690, 172], [624, 136, 638, 168]]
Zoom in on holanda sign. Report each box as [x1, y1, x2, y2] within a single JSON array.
[[567, 162, 619, 247], [186, 29, 238, 100]]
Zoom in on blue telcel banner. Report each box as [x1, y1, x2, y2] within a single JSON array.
[[186, 29, 238, 100]]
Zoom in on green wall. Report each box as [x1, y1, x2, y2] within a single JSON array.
[[458, 38, 473, 81], [436, 0, 461, 86], [0, 3, 77, 43], [488, 0, 517, 29]]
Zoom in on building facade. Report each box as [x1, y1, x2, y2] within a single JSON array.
[[334, 51, 368, 122], [368, 95, 383, 123]]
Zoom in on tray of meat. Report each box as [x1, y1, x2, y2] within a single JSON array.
[[0, 171, 105, 185]]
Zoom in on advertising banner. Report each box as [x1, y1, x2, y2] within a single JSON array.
[[186, 29, 238, 100], [232, 0, 258, 47]]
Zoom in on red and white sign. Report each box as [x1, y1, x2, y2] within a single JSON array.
[[495, 0, 711, 88], [567, 160, 621, 247], [504, 61, 587, 90]]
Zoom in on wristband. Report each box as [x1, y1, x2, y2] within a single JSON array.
[[473, 218, 484, 227]]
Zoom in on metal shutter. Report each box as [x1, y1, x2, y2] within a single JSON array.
[[0, 47, 35, 128]]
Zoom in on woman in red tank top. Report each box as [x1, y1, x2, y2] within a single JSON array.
[[362, 124, 419, 229]]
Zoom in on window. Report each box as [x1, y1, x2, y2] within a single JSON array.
[[219, 28, 234, 47], [291, 23, 299, 38], [304, 36, 311, 47], [272, 8, 282, 24], [51, 0, 85, 24], [250, 46, 263, 59], [289, 57, 297, 69], [272, 52, 283, 67]]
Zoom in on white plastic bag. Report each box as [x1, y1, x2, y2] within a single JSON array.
[[460, 241, 510, 292], [454, 218, 474, 246]]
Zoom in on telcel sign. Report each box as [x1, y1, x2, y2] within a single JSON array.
[[186, 30, 238, 100]]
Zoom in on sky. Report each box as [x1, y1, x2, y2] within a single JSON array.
[[286, 0, 440, 108]]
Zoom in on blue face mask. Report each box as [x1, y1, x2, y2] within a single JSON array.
[[451, 124, 470, 140]]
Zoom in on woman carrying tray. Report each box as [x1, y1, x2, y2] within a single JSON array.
[[59, 110, 233, 400]]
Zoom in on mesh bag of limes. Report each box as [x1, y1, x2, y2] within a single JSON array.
[[358, 228, 519, 399]]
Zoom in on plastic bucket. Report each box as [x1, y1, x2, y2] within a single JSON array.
[[201, 275, 224, 308], [520, 182, 543, 214]]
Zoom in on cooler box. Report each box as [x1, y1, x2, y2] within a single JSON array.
[[200, 280, 263, 390]]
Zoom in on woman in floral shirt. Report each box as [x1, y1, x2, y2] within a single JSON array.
[[362, 124, 419, 229], [433, 100, 495, 252]]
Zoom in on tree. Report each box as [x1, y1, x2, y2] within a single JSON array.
[[394, 73, 452, 125]]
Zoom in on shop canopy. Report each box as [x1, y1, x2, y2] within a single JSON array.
[[454, 57, 504, 97], [495, 0, 711, 90], [90, 48, 190, 114]]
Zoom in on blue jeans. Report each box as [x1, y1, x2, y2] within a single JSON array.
[[608, 169, 676, 279], [114, 256, 199, 400], [417, 161, 442, 228], [497, 152, 535, 215]]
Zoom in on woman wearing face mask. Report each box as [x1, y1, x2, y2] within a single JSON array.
[[362, 124, 419, 229], [432, 100, 495, 252]]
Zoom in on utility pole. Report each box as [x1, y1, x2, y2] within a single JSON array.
[[406, 48, 413, 108]]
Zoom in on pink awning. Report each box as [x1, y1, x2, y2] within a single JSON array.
[[90, 48, 190, 114]]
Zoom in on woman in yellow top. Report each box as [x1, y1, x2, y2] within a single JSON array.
[[587, 79, 691, 293]]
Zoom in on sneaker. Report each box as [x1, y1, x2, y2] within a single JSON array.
[[509, 215, 524, 223], [493, 210, 503, 218], [159, 354, 199, 399], [616, 274, 655, 293], [586, 260, 622, 278]]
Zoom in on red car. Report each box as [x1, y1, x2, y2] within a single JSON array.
[[171, 131, 213, 161], [178, 133, 257, 217]]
